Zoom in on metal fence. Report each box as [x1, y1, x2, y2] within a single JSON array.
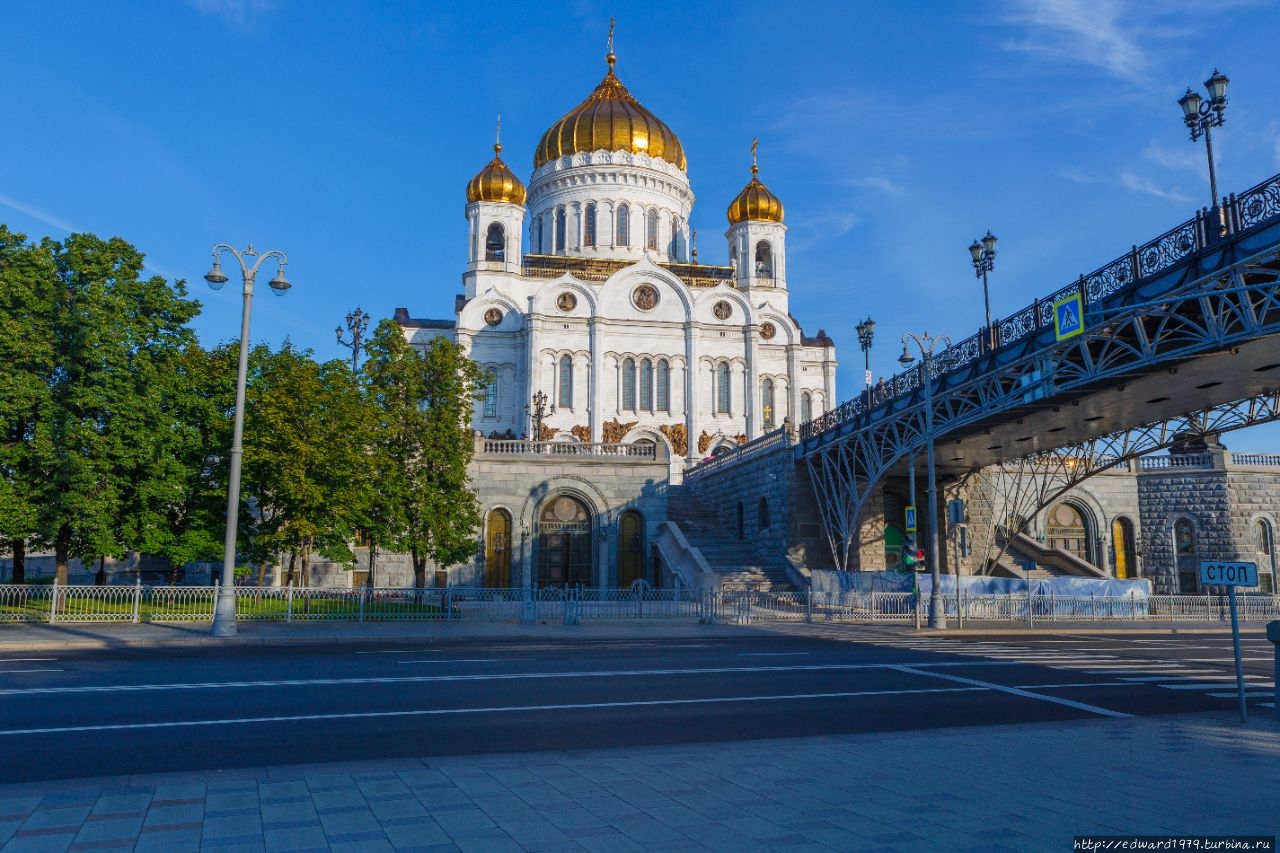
[[2, 581, 1279, 626]]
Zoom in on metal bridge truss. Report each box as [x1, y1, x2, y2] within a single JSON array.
[[803, 195, 1280, 569], [954, 392, 1280, 572]]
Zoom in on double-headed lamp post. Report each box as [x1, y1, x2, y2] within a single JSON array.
[[898, 331, 952, 629], [526, 390, 554, 441], [336, 306, 370, 374], [856, 317, 875, 418], [1177, 69, 1230, 214], [204, 244, 292, 638], [968, 231, 997, 351]]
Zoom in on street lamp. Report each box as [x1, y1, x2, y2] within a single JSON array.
[[968, 231, 997, 351], [526, 390, 554, 441], [1177, 69, 1230, 215], [336, 306, 370, 374], [856, 316, 875, 418], [899, 331, 953, 629], [203, 243, 292, 638]]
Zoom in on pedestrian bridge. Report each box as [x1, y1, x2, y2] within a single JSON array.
[[691, 171, 1280, 569]]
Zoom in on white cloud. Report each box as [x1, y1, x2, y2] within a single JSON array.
[[1060, 167, 1102, 185], [188, 0, 280, 30], [1119, 171, 1188, 203], [0, 194, 81, 234], [1002, 0, 1153, 84], [848, 176, 907, 197], [1143, 142, 1201, 172]]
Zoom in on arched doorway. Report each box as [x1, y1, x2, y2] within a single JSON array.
[[1112, 517, 1136, 579], [484, 509, 512, 588], [617, 511, 645, 586], [1047, 502, 1091, 563], [537, 495, 593, 587], [1173, 518, 1198, 593], [1255, 519, 1276, 593]]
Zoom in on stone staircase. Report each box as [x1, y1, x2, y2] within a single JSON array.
[[666, 486, 793, 589]]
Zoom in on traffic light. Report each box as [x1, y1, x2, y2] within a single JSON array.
[[903, 547, 926, 570]]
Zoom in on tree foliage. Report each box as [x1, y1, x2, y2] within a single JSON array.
[[364, 323, 486, 587]]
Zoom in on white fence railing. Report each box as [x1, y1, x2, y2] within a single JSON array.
[[2, 581, 1279, 626]]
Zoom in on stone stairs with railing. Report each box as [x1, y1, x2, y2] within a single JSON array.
[[666, 486, 792, 589]]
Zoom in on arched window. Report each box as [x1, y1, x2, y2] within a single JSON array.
[[758, 497, 771, 531], [1174, 518, 1198, 593], [639, 358, 653, 411], [801, 391, 812, 424], [483, 376, 498, 418], [716, 363, 731, 414], [1255, 519, 1275, 593], [1047, 502, 1089, 562], [535, 218, 544, 254], [656, 359, 670, 412], [762, 378, 775, 429], [584, 203, 597, 248], [616, 204, 630, 246], [1112, 517, 1137, 580], [484, 222, 505, 262], [755, 241, 773, 277], [646, 209, 659, 250], [622, 358, 637, 411], [559, 355, 573, 410], [555, 209, 567, 252], [670, 215, 679, 257]]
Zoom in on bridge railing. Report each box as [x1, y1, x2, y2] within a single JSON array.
[[800, 170, 1280, 442]]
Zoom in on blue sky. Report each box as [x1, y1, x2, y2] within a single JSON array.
[[4, 0, 1280, 449]]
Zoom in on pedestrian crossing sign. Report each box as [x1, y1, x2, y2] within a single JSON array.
[[1053, 292, 1084, 341]]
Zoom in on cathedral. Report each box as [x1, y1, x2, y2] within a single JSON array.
[[398, 42, 837, 475]]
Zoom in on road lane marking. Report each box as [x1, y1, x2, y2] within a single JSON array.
[[356, 649, 442, 654], [891, 665, 1130, 718], [0, 661, 1023, 697], [0, 669, 63, 674], [0, 687, 988, 736], [0, 658, 57, 663], [1159, 682, 1274, 690], [1207, 692, 1273, 699], [397, 659, 501, 664], [738, 653, 810, 657], [1013, 682, 1140, 689]]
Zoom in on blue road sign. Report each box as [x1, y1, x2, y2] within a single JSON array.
[[904, 506, 917, 533], [1199, 561, 1259, 587], [1054, 292, 1084, 341]]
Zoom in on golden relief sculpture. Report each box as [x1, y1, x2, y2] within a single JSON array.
[[537, 424, 556, 442], [658, 423, 687, 456], [602, 419, 637, 444], [735, 434, 748, 445], [698, 431, 714, 455], [571, 424, 591, 443]]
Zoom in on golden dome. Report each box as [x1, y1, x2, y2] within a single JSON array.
[[727, 164, 784, 225], [534, 52, 686, 171], [467, 143, 526, 205]]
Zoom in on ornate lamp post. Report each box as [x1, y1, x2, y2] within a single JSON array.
[[203, 244, 293, 637], [336, 306, 370, 373], [968, 231, 997, 351], [856, 316, 875, 417], [1178, 69, 1230, 214], [526, 390, 554, 441], [899, 331, 952, 629]]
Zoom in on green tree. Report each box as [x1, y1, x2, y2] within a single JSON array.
[[31, 233, 202, 583], [243, 343, 373, 587], [0, 226, 57, 582], [364, 322, 486, 588]]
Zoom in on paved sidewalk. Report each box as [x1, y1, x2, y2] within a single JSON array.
[[0, 618, 1272, 653], [0, 712, 1275, 852]]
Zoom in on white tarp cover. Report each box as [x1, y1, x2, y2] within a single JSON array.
[[811, 570, 1151, 598]]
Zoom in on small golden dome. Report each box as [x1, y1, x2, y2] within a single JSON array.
[[534, 52, 686, 171], [727, 164, 784, 225], [467, 143, 526, 205]]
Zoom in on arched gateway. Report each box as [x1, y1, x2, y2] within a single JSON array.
[[537, 495, 593, 587]]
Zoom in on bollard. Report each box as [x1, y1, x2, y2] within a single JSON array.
[[805, 587, 812, 623], [48, 578, 58, 625], [133, 578, 142, 624], [1267, 621, 1280, 721]]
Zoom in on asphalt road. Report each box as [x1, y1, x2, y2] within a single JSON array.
[[0, 631, 1274, 783]]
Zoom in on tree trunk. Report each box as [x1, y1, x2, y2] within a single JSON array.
[[412, 551, 426, 589], [54, 525, 70, 586], [285, 551, 297, 587], [10, 539, 25, 585], [301, 540, 312, 588], [95, 555, 106, 586], [368, 543, 378, 589], [256, 560, 267, 588]]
